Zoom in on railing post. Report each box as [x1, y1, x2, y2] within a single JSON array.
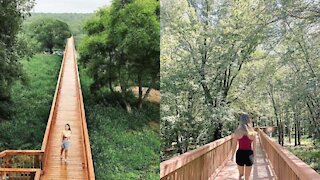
[[34, 154, 40, 169], [5, 156, 10, 168], [31, 171, 35, 179], [40, 152, 43, 172]]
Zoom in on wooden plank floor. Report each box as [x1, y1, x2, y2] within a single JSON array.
[[42, 38, 88, 179], [214, 136, 276, 180]]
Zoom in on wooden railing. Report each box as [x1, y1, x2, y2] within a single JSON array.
[[0, 150, 42, 180], [0, 150, 43, 169], [258, 128, 320, 180], [0, 42, 66, 179], [160, 136, 234, 180], [0, 168, 41, 180], [72, 37, 95, 179]]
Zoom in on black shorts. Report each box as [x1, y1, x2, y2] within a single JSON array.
[[236, 149, 254, 166]]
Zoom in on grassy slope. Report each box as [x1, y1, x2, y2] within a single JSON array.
[[79, 68, 160, 180], [0, 54, 61, 150]]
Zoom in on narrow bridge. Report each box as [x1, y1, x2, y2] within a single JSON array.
[[160, 128, 320, 180], [0, 37, 95, 179]]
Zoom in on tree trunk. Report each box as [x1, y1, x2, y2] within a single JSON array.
[[286, 109, 291, 144], [108, 52, 114, 93], [288, 124, 291, 144], [297, 118, 301, 145], [308, 117, 313, 138], [109, 81, 114, 93], [138, 77, 156, 108], [176, 132, 183, 154], [294, 108, 298, 146], [213, 122, 222, 140], [123, 99, 132, 113], [137, 73, 143, 109], [120, 83, 131, 113], [267, 85, 282, 145], [279, 120, 284, 146]]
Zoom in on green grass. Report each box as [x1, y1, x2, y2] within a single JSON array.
[[80, 68, 160, 180], [0, 54, 61, 150]]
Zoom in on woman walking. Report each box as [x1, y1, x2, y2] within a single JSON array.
[[231, 113, 257, 180], [60, 124, 71, 162]]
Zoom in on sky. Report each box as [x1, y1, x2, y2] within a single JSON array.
[[32, 0, 111, 13]]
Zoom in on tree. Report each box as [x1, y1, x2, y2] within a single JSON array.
[[0, 0, 34, 120], [161, 0, 320, 160], [79, 0, 159, 112], [117, 0, 160, 108], [29, 18, 71, 53]]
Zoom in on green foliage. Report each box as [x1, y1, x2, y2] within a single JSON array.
[[0, 54, 61, 150], [16, 32, 41, 58], [0, 0, 35, 119], [28, 18, 71, 53], [161, 0, 320, 165], [80, 68, 160, 179], [79, 0, 160, 111], [24, 13, 93, 47]]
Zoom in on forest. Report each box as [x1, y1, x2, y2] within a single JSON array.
[[0, 0, 159, 179], [161, 0, 320, 172]]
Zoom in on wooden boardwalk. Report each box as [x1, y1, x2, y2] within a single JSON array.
[[160, 128, 320, 180], [215, 136, 276, 180], [41, 38, 88, 179]]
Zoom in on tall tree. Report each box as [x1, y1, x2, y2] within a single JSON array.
[[161, 0, 320, 160], [79, 0, 159, 112], [29, 18, 71, 53], [0, 0, 34, 120]]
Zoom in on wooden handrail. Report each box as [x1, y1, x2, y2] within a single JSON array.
[[0, 168, 39, 172], [160, 135, 234, 180], [0, 168, 41, 180], [258, 128, 320, 180], [0, 150, 43, 157], [71, 36, 95, 179]]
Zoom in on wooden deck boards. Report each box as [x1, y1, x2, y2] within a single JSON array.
[[41, 38, 88, 179]]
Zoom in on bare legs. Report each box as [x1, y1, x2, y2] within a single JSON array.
[[65, 150, 68, 160], [244, 166, 252, 180], [60, 148, 68, 161], [237, 165, 252, 180], [60, 148, 64, 159], [237, 165, 244, 179]]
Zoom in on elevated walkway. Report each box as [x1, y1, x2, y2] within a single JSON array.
[[160, 128, 320, 180], [0, 37, 95, 179]]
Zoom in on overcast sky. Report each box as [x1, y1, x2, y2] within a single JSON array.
[[32, 0, 111, 13]]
